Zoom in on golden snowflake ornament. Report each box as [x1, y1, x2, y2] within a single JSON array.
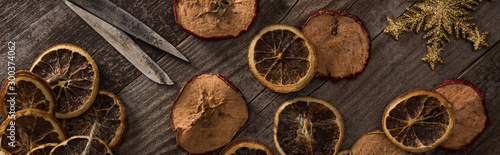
[[384, 0, 491, 70]]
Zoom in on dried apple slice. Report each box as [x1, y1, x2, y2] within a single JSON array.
[[435, 79, 489, 151], [60, 90, 126, 150], [174, 0, 258, 39], [0, 71, 56, 118], [170, 73, 248, 154], [26, 143, 57, 155], [302, 10, 370, 81], [0, 109, 66, 155], [350, 130, 411, 155], [30, 44, 99, 119], [220, 138, 274, 155], [49, 136, 113, 155]]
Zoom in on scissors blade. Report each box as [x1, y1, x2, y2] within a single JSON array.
[[68, 0, 189, 62], [64, 0, 174, 85]]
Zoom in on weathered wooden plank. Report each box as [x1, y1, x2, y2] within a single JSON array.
[[114, 0, 423, 154], [114, 0, 304, 154], [430, 42, 500, 155], [0, 0, 188, 93], [2, 0, 499, 155], [231, 0, 500, 154]]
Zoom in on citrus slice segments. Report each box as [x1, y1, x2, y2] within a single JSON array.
[[350, 130, 411, 155], [248, 24, 316, 93], [49, 136, 113, 155], [302, 10, 370, 81], [220, 138, 274, 155], [174, 0, 258, 39], [382, 88, 454, 152], [0, 70, 56, 118], [26, 143, 57, 155], [0, 109, 66, 155], [336, 149, 350, 155], [435, 79, 488, 151], [274, 97, 343, 155], [30, 44, 99, 119], [60, 90, 126, 150], [170, 73, 248, 154]]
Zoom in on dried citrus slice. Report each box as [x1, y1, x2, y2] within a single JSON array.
[[50, 136, 113, 155], [26, 143, 57, 155], [0, 148, 10, 155], [382, 88, 454, 152], [60, 90, 126, 150], [337, 149, 350, 155], [248, 24, 316, 93], [302, 10, 370, 81], [274, 97, 343, 155], [350, 130, 411, 155], [30, 43, 99, 119], [435, 79, 488, 151], [220, 138, 274, 155], [0, 109, 66, 155], [170, 73, 248, 154], [0, 71, 56, 118], [174, 0, 258, 39]]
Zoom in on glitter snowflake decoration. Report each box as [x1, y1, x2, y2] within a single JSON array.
[[384, 0, 491, 70]]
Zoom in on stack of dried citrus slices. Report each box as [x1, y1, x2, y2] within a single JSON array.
[[0, 44, 127, 155]]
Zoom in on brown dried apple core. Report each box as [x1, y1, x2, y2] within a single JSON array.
[[302, 10, 370, 80], [170, 73, 248, 154], [351, 130, 411, 155], [0, 109, 66, 155], [435, 80, 488, 151], [175, 0, 257, 38], [30, 44, 99, 119]]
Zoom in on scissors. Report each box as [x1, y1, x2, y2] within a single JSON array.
[[63, 0, 189, 85]]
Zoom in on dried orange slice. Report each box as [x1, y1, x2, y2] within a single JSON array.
[[50, 136, 113, 155], [350, 130, 411, 155], [274, 97, 343, 155], [302, 10, 370, 81], [382, 88, 454, 152], [248, 24, 316, 93], [26, 143, 57, 155], [30, 44, 99, 119], [435, 79, 488, 151], [0, 71, 56, 118], [336, 149, 350, 155], [0, 109, 66, 155], [174, 0, 258, 39], [220, 138, 274, 155], [60, 90, 126, 150]]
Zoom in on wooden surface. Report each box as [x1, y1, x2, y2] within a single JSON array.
[[1, 0, 498, 154]]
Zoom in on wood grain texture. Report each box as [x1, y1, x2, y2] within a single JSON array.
[[0, 0, 188, 93], [0, 0, 499, 155]]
